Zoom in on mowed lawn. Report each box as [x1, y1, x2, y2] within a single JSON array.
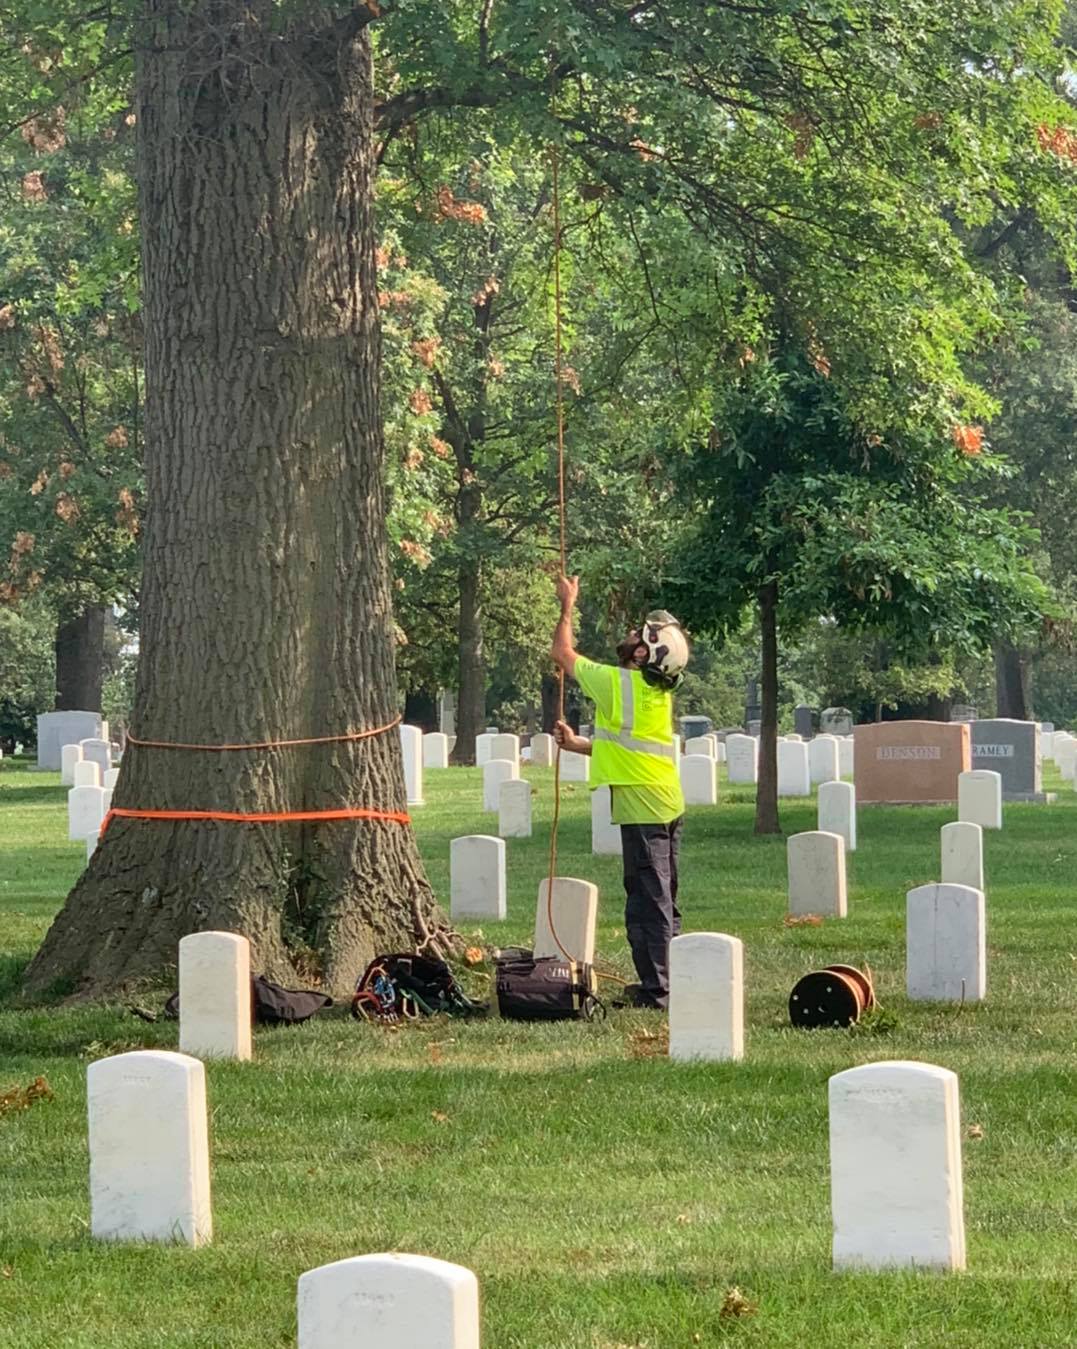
[[2, 754, 1077, 1348]]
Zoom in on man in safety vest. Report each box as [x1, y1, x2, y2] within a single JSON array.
[[550, 574, 689, 1010]]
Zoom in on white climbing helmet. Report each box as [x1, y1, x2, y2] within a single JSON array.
[[639, 610, 690, 688]]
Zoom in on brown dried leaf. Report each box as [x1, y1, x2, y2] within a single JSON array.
[[719, 1286, 757, 1319], [783, 913, 824, 927], [0, 1076, 53, 1116], [627, 1025, 669, 1059], [431, 1109, 450, 1124]]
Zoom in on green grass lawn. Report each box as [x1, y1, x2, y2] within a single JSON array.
[[2, 754, 1077, 1347]]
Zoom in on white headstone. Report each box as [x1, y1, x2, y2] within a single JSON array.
[[35, 710, 105, 770], [450, 835, 506, 920], [80, 737, 111, 774], [534, 877, 598, 964], [590, 786, 622, 856], [399, 724, 424, 806], [73, 759, 101, 788], [726, 734, 758, 785], [818, 780, 856, 853], [178, 931, 252, 1061], [669, 933, 744, 1062], [1053, 732, 1075, 777], [716, 741, 727, 764], [475, 732, 496, 766], [530, 732, 555, 767], [679, 754, 717, 806], [68, 785, 107, 841], [785, 732, 803, 742], [61, 742, 83, 785], [809, 734, 840, 785], [560, 750, 590, 782], [777, 740, 811, 797], [684, 736, 714, 758], [787, 830, 847, 917], [1040, 729, 1054, 759], [906, 883, 985, 1002], [298, 1253, 480, 1349], [829, 1060, 965, 1271], [103, 766, 120, 789], [87, 1050, 212, 1246], [489, 733, 520, 767], [957, 770, 1001, 830], [482, 758, 518, 811], [839, 736, 854, 779], [498, 778, 532, 838], [940, 821, 983, 892], [423, 732, 450, 769]]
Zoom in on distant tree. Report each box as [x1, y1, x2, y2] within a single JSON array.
[[668, 348, 1049, 832]]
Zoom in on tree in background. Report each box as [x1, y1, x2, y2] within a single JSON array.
[[0, 69, 140, 720], [668, 348, 1049, 833]]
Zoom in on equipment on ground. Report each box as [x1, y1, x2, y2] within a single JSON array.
[[789, 964, 875, 1029], [163, 974, 333, 1026], [494, 948, 604, 1022], [351, 952, 485, 1022]]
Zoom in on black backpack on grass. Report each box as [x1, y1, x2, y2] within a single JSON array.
[[351, 952, 486, 1022]]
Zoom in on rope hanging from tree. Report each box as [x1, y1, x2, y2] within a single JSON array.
[[543, 139, 575, 964]]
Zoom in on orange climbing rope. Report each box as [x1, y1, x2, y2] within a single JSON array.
[[100, 805, 410, 836], [102, 716, 408, 836], [543, 139, 575, 965], [125, 714, 402, 752]]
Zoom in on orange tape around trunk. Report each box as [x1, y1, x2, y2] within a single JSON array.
[[101, 806, 411, 836]]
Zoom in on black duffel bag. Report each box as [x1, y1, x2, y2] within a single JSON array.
[[164, 975, 332, 1026], [494, 948, 604, 1022]]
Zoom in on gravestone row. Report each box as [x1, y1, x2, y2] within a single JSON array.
[[86, 1045, 968, 1280]]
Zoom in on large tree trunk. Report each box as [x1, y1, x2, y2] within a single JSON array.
[[25, 3, 444, 999], [994, 639, 1029, 720], [452, 538, 485, 765], [754, 581, 781, 835], [54, 605, 105, 712]]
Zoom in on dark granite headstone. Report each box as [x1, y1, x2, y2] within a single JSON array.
[[794, 705, 818, 740], [970, 718, 1042, 801]]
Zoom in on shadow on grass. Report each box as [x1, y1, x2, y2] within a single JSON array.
[[0, 783, 67, 805]]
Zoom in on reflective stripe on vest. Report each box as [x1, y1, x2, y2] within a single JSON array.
[[592, 667, 675, 759], [593, 726, 676, 759]]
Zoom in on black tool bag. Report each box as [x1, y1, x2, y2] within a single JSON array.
[[494, 948, 603, 1022]]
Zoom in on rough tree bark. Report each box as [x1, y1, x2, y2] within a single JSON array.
[[754, 580, 781, 835], [25, 3, 448, 999], [994, 639, 1029, 720], [54, 605, 105, 711]]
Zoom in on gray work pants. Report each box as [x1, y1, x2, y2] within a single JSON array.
[[620, 817, 683, 1008]]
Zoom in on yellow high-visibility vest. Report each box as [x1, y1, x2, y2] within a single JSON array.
[[590, 666, 679, 790]]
